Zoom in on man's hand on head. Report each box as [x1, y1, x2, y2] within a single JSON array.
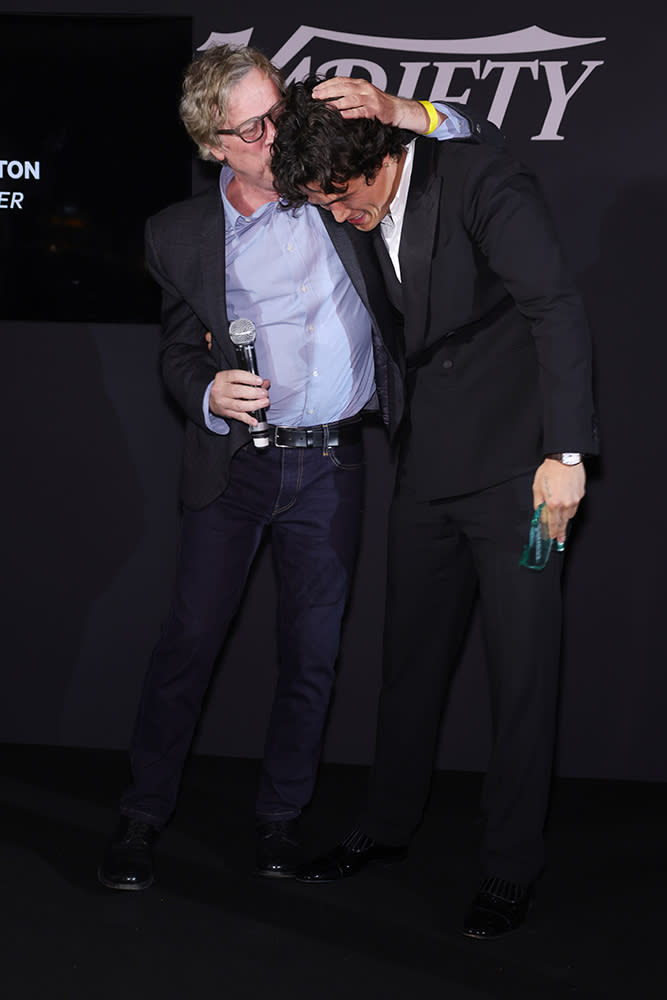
[[312, 77, 445, 133]]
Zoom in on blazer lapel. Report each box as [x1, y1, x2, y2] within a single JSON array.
[[399, 140, 443, 355], [372, 228, 403, 313], [317, 209, 371, 306], [199, 191, 236, 368]]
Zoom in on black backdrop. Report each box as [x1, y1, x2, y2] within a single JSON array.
[[2, 0, 666, 782]]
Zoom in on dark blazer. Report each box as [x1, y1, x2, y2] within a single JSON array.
[[390, 137, 599, 500], [145, 187, 405, 510]]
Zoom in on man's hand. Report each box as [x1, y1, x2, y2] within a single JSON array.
[[312, 77, 444, 133], [532, 459, 586, 545], [209, 369, 270, 427]]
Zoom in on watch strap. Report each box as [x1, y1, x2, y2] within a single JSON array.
[[545, 452, 583, 465]]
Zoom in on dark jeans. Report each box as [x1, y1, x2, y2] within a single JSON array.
[[120, 440, 364, 828], [361, 472, 563, 884]]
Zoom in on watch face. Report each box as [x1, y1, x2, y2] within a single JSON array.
[[561, 453, 582, 465]]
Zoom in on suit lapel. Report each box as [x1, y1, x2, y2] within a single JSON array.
[[399, 140, 443, 354], [317, 209, 371, 305], [372, 228, 403, 312], [199, 190, 236, 367], [317, 206, 404, 410]]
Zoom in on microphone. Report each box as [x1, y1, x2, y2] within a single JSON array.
[[228, 318, 270, 449]]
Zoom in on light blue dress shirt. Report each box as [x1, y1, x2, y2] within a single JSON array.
[[204, 105, 470, 433]]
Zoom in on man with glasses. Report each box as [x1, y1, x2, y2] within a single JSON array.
[[98, 44, 496, 892]]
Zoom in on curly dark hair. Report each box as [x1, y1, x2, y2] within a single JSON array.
[[271, 76, 405, 207]]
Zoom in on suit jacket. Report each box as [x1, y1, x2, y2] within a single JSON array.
[[389, 137, 599, 500], [144, 186, 405, 509]]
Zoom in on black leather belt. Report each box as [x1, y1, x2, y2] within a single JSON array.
[[267, 418, 362, 449]]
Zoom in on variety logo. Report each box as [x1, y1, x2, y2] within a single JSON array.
[[200, 24, 605, 141]]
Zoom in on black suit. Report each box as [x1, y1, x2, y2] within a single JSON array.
[[360, 137, 598, 883]]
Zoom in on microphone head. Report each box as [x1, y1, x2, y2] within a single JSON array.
[[229, 317, 256, 346]]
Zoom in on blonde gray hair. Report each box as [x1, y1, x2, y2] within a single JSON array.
[[179, 45, 284, 161]]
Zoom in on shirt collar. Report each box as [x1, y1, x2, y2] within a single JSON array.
[[381, 140, 415, 236], [218, 164, 275, 233]]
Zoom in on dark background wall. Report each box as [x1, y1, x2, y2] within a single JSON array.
[[2, 1, 665, 781]]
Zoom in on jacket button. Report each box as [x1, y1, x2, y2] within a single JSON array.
[[442, 359, 453, 369]]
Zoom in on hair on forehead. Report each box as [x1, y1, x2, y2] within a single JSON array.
[[271, 76, 405, 209]]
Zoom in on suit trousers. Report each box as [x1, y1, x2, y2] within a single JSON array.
[[120, 439, 364, 828], [360, 471, 563, 884]]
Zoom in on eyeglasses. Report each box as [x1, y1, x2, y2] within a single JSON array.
[[216, 98, 286, 144], [519, 502, 566, 571]]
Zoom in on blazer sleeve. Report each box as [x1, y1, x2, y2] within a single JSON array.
[[398, 104, 504, 153], [145, 216, 221, 432], [461, 150, 597, 454], [441, 101, 506, 148]]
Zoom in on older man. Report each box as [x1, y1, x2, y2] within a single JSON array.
[[271, 79, 597, 937], [98, 46, 494, 891]]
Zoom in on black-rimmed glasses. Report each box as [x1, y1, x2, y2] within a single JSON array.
[[216, 98, 286, 144]]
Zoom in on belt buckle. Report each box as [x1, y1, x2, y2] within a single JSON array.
[[272, 425, 290, 448]]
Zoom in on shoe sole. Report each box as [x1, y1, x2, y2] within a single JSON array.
[[461, 924, 523, 940], [295, 853, 407, 884], [255, 868, 297, 879], [461, 898, 533, 939], [97, 868, 154, 891]]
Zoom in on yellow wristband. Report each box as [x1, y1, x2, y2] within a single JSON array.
[[418, 100, 440, 135]]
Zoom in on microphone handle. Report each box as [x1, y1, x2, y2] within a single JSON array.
[[232, 343, 270, 448], [234, 343, 260, 377]]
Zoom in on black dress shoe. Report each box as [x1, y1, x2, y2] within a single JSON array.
[[295, 828, 407, 883], [98, 816, 158, 891], [462, 876, 534, 939], [256, 818, 300, 878]]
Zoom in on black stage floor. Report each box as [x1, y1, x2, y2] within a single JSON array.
[[1, 744, 664, 999]]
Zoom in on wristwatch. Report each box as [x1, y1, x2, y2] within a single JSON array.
[[545, 452, 583, 466]]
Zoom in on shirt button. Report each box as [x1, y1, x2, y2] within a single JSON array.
[[313, 369, 319, 376], [442, 359, 453, 369], [301, 284, 307, 293], [286, 244, 293, 251]]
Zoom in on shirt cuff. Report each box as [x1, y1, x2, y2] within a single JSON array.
[[430, 103, 471, 140], [203, 381, 230, 435]]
